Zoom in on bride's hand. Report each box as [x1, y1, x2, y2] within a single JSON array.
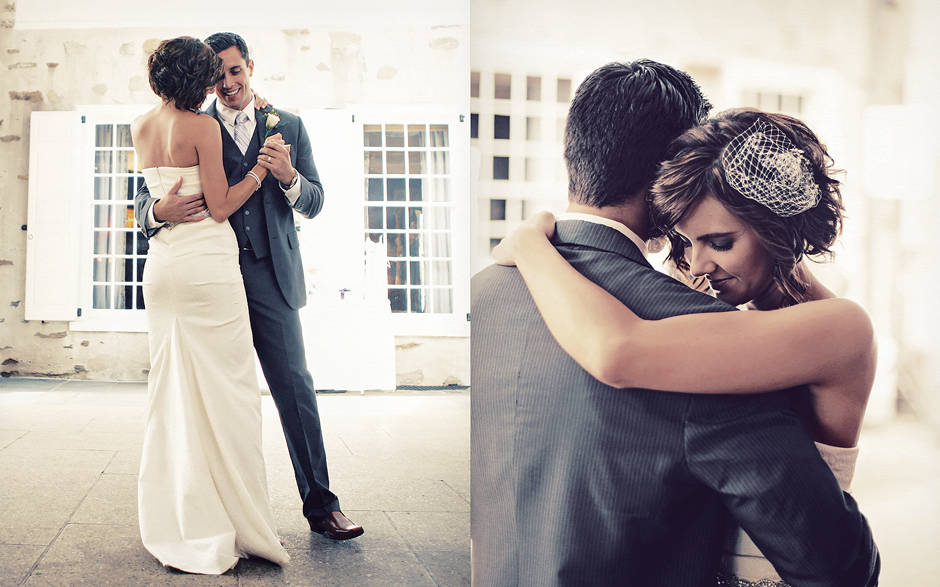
[[252, 90, 269, 110], [491, 211, 557, 266]]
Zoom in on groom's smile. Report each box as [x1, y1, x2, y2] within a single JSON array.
[[214, 45, 254, 111]]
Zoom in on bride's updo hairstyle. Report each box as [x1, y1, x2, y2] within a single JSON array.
[[148, 37, 223, 113], [650, 108, 844, 306]]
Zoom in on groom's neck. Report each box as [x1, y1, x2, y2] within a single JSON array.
[[565, 199, 650, 241]]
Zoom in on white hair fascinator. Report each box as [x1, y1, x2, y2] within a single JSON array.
[[720, 120, 821, 217]]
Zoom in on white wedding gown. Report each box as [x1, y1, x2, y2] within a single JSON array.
[[138, 166, 289, 574], [717, 442, 860, 587]]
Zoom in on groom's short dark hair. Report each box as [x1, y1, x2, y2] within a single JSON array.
[[564, 59, 711, 209], [204, 31, 250, 63]]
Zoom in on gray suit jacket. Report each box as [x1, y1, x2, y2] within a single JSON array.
[[470, 219, 879, 587], [134, 101, 324, 310]]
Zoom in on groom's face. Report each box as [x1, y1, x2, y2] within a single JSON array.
[[214, 45, 254, 111]]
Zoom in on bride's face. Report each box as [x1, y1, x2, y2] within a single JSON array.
[[674, 194, 776, 307]]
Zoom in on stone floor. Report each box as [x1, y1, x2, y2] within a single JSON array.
[[2, 378, 939, 586], [0, 379, 469, 587]]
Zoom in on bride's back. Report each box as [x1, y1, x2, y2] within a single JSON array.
[[133, 104, 209, 169]]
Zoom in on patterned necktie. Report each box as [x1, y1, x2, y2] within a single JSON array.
[[233, 111, 250, 154]]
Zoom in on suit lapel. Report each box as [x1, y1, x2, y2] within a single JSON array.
[[554, 219, 651, 269]]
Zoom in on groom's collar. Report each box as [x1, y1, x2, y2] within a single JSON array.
[[556, 212, 648, 258], [213, 96, 256, 126]]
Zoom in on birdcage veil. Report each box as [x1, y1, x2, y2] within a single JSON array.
[[720, 119, 821, 217]]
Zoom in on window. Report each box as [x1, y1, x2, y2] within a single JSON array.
[[742, 90, 804, 116], [363, 123, 455, 315], [494, 115, 510, 139], [526, 117, 540, 141], [490, 199, 506, 220], [470, 71, 480, 98], [493, 156, 509, 180], [527, 76, 541, 101], [489, 238, 501, 252], [557, 78, 572, 103], [470, 113, 479, 139], [494, 73, 511, 99], [525, 157, 538, 181], [91, 123, 147, 313]]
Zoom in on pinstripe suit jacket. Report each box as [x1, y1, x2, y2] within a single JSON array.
[[470, 219, 879, 587]]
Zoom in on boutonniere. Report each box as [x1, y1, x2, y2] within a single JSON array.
[[263, 111, 282, 137]]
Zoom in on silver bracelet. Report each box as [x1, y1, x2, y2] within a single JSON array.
[[246, 170, 262, 191]]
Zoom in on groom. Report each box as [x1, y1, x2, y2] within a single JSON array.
[[471, 60, 878, 586], [135, 32, 362, 540]]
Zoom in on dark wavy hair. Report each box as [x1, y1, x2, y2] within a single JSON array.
[[147, 37, 223, 112], [564, 59, 711, 208], [650, 108, 845, 306], [204, 31, 250, 63]]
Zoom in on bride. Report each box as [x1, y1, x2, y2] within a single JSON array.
[[131, 36, 289, 574], [493, 108, 876, 586]]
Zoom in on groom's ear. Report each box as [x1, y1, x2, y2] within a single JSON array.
[[248, 59, 254, 77]]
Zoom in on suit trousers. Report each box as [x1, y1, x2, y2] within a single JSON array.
[[239, 248, 340, 521]]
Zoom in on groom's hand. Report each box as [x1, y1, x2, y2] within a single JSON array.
[[258, 133, 295, 185], [152, 177, 207, 224]]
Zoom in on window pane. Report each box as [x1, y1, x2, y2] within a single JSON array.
[[95, 151, 112, 174], [95, 125, 113, 147], [116, 124, 133, 148], [367, 232, 383, 244], [494, 115, 510, 140], [136, 283, 146, 310], [526, 117, 540, 141], [432, 288, 453, 313], [409, 178, 423, 201], [429, 151, 449, 174], [385, 124, 405, 148], [387, 178, 406, 201], [94, 177, 112, 200], [115, 151, 133, 174], [366, 178, 384, 201], [431, 233, 452, 257], [493, 156, 509, 180], [93, 257, 111, 282], [409, 206, 424, 229], [426, 178, 451, 202], [388, 261, 406, 285], [364, 124, 383, 147], [93, 231, 112, 255], [525, 157, 538, 181], [425, 207, 451, 230], [432, 260, 452, 285], [470, 113, 478, 139], [94, 205, 111, 228], [137, 259, 147, 283], [430, 125, 449, 148], [409, 233, 424, 257], [386, 151, 405, 174], [93, 285, 111, 309], [470, 71, 480, 98], [557, 78, 572, 102], [386, 207, 406, 230], [388, 288, 407, 312], [410, 288, 426, 313], [408, 151, 426, 174], [387, 233, 406, 258], [116, 176, 135, 201], [494, 73, 511, 99], [410, 261, 429, 286], [120, 258, 135, 283], [490, 199, 506, 220], [527, 76, 541, 101], [118, 206, 134, 229], [408, 125, 426, 147], [124, 232, 135, 255], [364, 151, 383, 174], [366, 206, 384, 229]]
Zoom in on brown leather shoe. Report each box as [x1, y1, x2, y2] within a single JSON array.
[[310, 511, 364, 540]]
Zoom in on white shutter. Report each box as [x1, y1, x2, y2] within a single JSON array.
[[24, 111, 82, 321]]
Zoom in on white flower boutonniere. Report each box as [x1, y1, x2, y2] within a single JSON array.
[[264, 111, 281, 137]]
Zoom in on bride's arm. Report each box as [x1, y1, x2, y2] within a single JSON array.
[[495, 213, 876, 399], [192, 114, 275, 222]]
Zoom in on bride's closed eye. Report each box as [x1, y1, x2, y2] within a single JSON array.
[[707, 238, 733, 252]]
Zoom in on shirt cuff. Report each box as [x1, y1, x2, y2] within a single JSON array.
[[147, 201, 166, 228], [281, 171, 301, 205]]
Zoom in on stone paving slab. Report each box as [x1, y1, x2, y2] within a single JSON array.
[[0, 378, 470, 587]]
